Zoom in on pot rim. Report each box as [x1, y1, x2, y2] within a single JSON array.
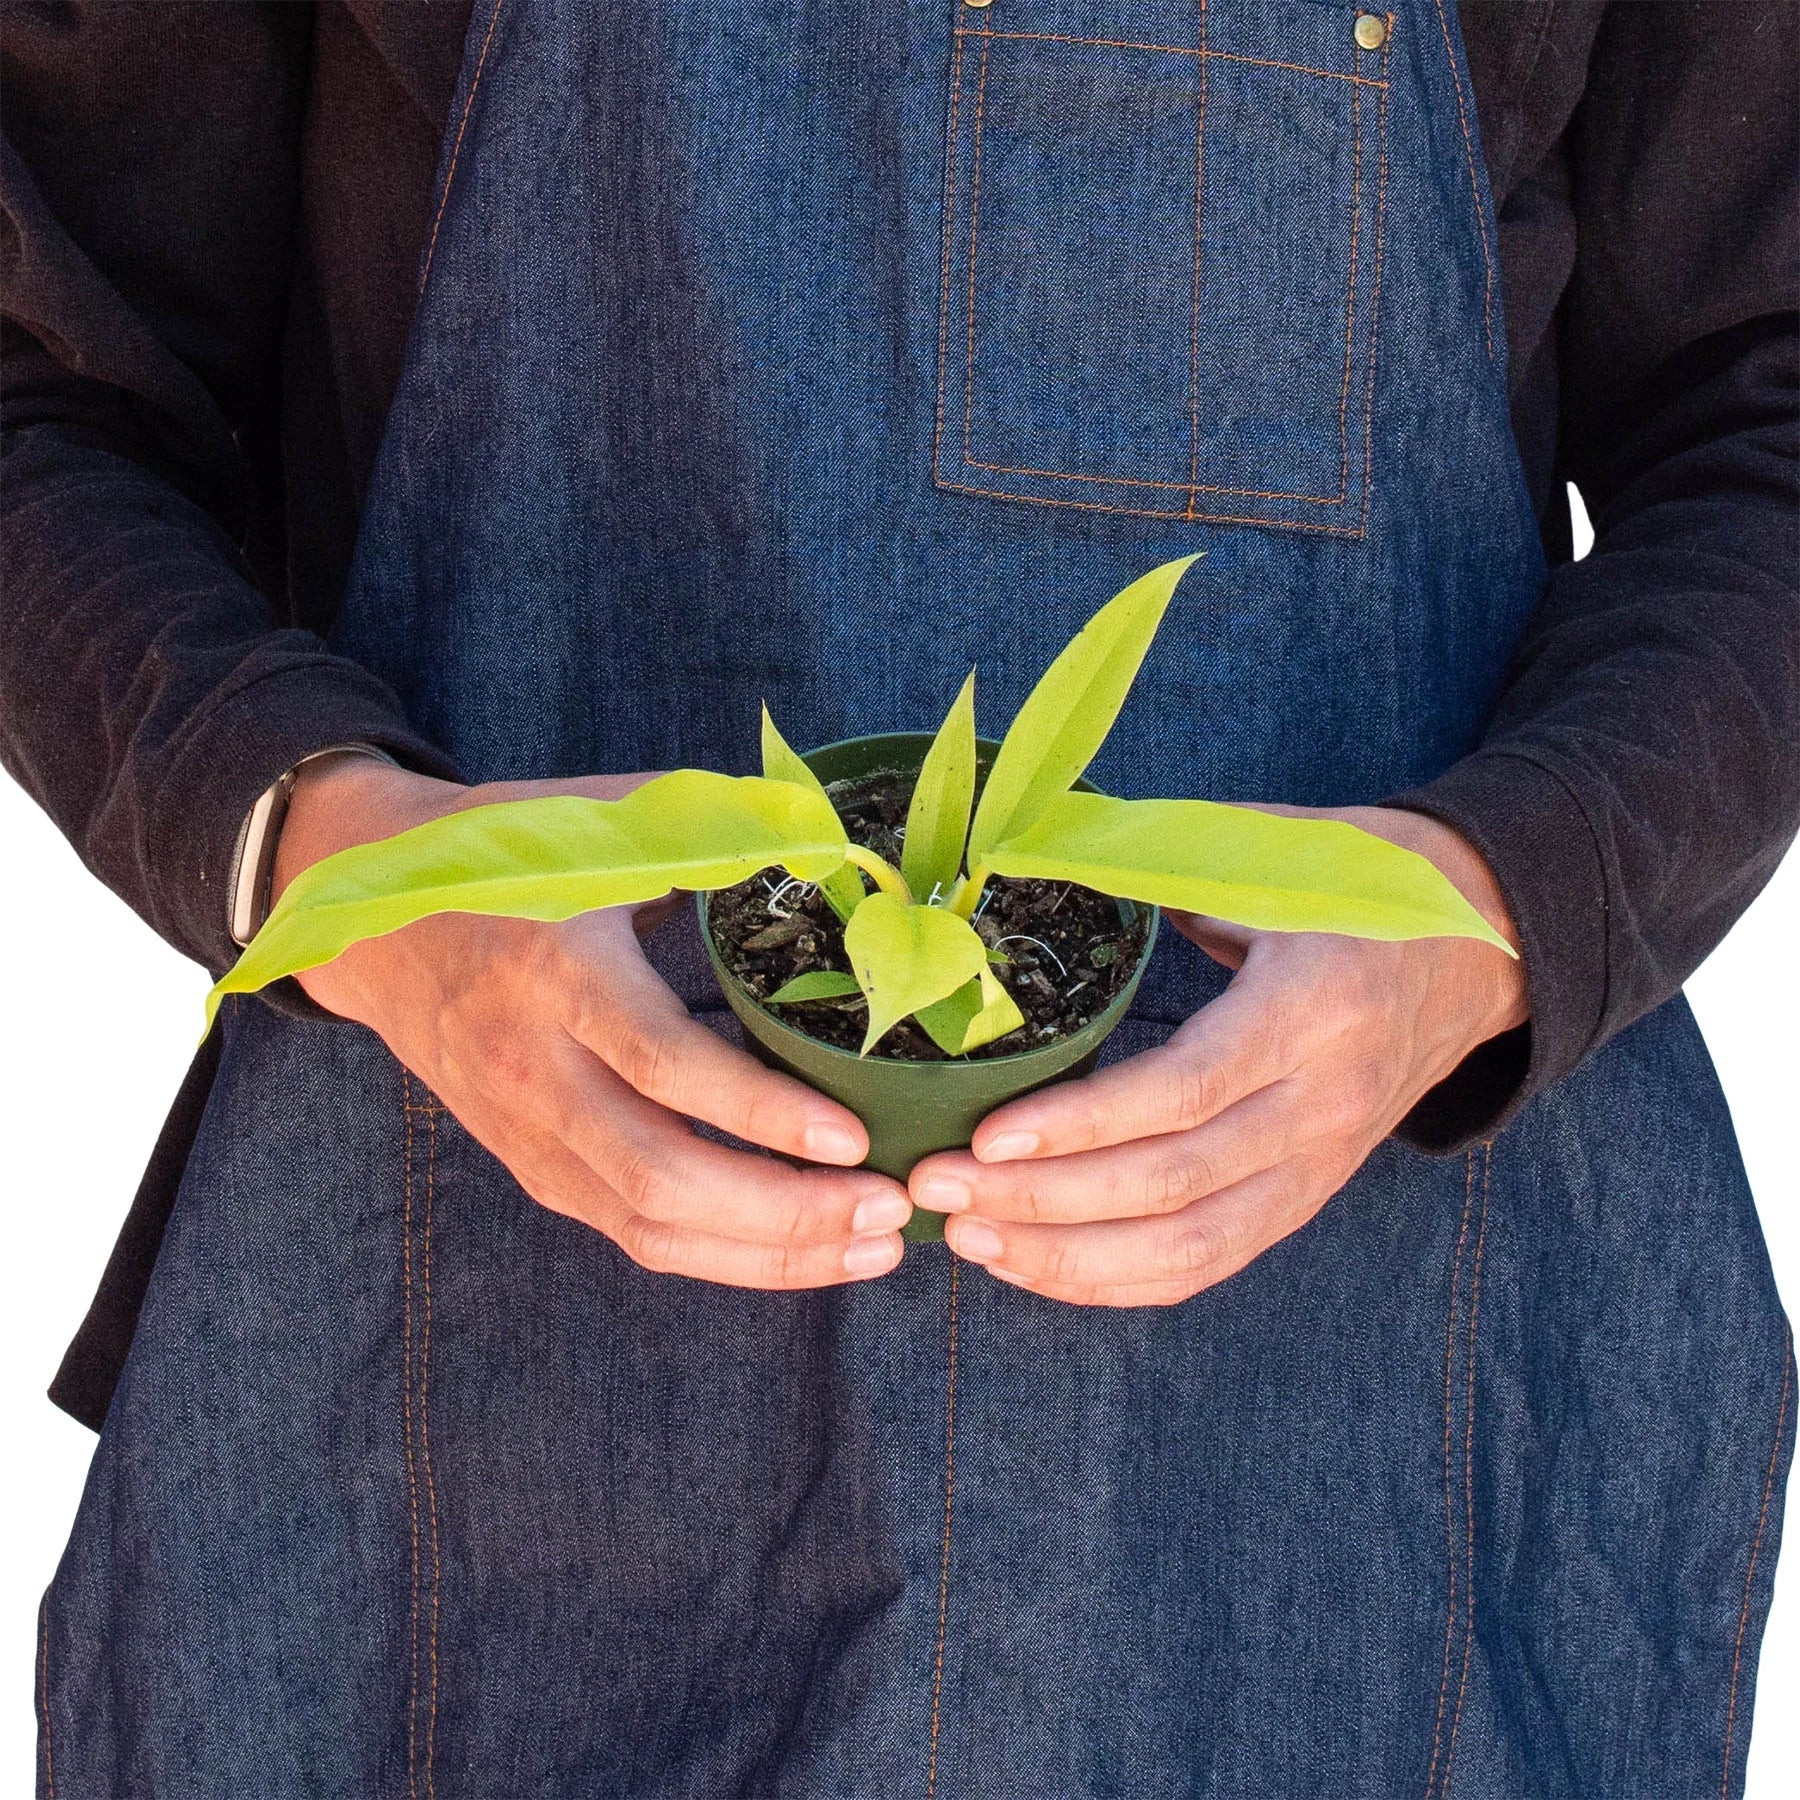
[[696, 731, 1160, 1072]]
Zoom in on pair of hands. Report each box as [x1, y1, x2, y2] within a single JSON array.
[[275, 755, 1526, 1308]]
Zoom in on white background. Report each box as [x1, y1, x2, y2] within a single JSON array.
[[2, 500, 1794, 1790]]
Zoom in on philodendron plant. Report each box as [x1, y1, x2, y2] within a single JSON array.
[[204, 555, 1512, 1049]]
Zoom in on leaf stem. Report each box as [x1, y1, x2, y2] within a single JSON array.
[[842, 843, 912, 903], [945, 863, 991, 920]]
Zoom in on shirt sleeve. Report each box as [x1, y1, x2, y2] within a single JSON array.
[[0, 3, 461, 978], [1388, 0, 1800, 1150]]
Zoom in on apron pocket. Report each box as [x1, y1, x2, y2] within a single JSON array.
[[932, 0, 1391, 536]]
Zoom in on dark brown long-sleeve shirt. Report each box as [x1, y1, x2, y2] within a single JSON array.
[[2, 2, 1796, 1428]]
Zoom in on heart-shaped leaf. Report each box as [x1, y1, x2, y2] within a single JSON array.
[[842, 892, 990, 1055]]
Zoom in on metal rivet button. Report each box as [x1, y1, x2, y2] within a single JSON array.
[[964, 0, 991, 9], [1354, 14, 1388, 51]]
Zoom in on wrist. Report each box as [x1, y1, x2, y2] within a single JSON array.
[[271, 755, 464, 909], [1351, 805, 1530, 1040]]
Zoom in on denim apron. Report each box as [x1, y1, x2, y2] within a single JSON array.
[[40, 3, 1795, 1795]]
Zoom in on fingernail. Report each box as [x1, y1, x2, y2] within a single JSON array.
[[803, 1121, 864, 1164], [979, 1130, 1039, 1163], [844, 1234, 901, 1277], [915, 1175, 971, 1214], [951, 1220, 1003, 1263], [853, 1192, 911, 1234]]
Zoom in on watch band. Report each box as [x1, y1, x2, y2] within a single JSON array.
[[227, 745, 398, 947]]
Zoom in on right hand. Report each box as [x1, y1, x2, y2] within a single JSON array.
[[268, 751, 912, 1287]]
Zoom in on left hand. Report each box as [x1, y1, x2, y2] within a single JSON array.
[[907, 807, 1527, 1306]]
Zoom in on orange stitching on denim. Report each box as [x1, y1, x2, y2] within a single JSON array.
[[1442, 1143, 1492, 1795], [421, 1104, 443, 1796], [958, 455, 1347, 502], [1331, 77, 1362, 505], [1185, 0, 1208, 517], [402, 1083, 424, 1800], [931, 25, 968, 484], [950, 15, 1391, 515], [952, 27, 1387, 88], [926, 1258, 962, 1798], [1425, 1153, 1476, 1798], [1356, 45, 1392, 536], [1430, 0, 1494, 360], [935, 472, 1369, 534], [37, 1593, 55, 1799], [418, 0, 507, 300], [1721, 1320, 1793, 1798], [959, 21, 994, 478]]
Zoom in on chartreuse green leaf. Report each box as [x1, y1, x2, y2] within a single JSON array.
[[915, 957, 1027, 1056], [766, 970, 863, 1005], [762, 704, 866, 922], [204, 772, 850, 1032], [902, 670, 977, 903], [965, 553, 1202, 868], [842, 892, 989, 1055], [985, 792, 1516, 953]]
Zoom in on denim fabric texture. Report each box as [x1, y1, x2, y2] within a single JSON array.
[[39, 1, 1794, 1795]]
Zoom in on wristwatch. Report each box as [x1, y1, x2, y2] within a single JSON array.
[[226, 744, 399, 947]]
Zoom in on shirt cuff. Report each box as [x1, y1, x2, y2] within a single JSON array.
[[144, 654, 464, 977], [1382, 749, 1610, 1152]]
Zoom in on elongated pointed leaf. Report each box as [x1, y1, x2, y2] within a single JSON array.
[[842, 892, 989, 1055], [916, 957, 1027, 1056], [985, 792, 1515, 952], [766, 970, 864, 1004], [967, 553, 1202, 865], [204, 771, 850, 1031], [762, 703, 866, 921], [902, 670, 978, 902]]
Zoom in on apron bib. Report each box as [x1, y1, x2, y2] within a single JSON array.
[[41, 3, 1794, 1795]]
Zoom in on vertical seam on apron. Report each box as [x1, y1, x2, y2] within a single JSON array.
[[37, 1591, 56, 1799], [958, 18, 994, 481], [1442, 1141, 1493, 1795], [403, 1085, 445, 1799], [1332, 67, 1362, 508], [1355, 18, 1394, 537], [1428, 0, 1495, 361], [931, 15, 968, 492], [1183, 0, 1208, 519], [927, 1258, 962, 1799], [1425, 1150, 1477, 1796], [422, 1103, 444, 1789], [402, 1085, 424, 1800], [1720, 1319, 1793, 1798], [417, 0, 508, 301]]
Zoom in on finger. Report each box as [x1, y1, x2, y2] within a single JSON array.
[[984, 1265, 1201, 1309], [961, 965, 1315, 1167], [534, 1034, 911, 1249], [941, 1160, 1330, 1300], [912, 1077, 1306, 1225], [1165, 909, 1252, 969], [480, 1105, 904, 1288], [555, 918, 872, 1166]]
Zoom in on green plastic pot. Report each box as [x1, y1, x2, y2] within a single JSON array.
[[697, 733, 1159, 1242]]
